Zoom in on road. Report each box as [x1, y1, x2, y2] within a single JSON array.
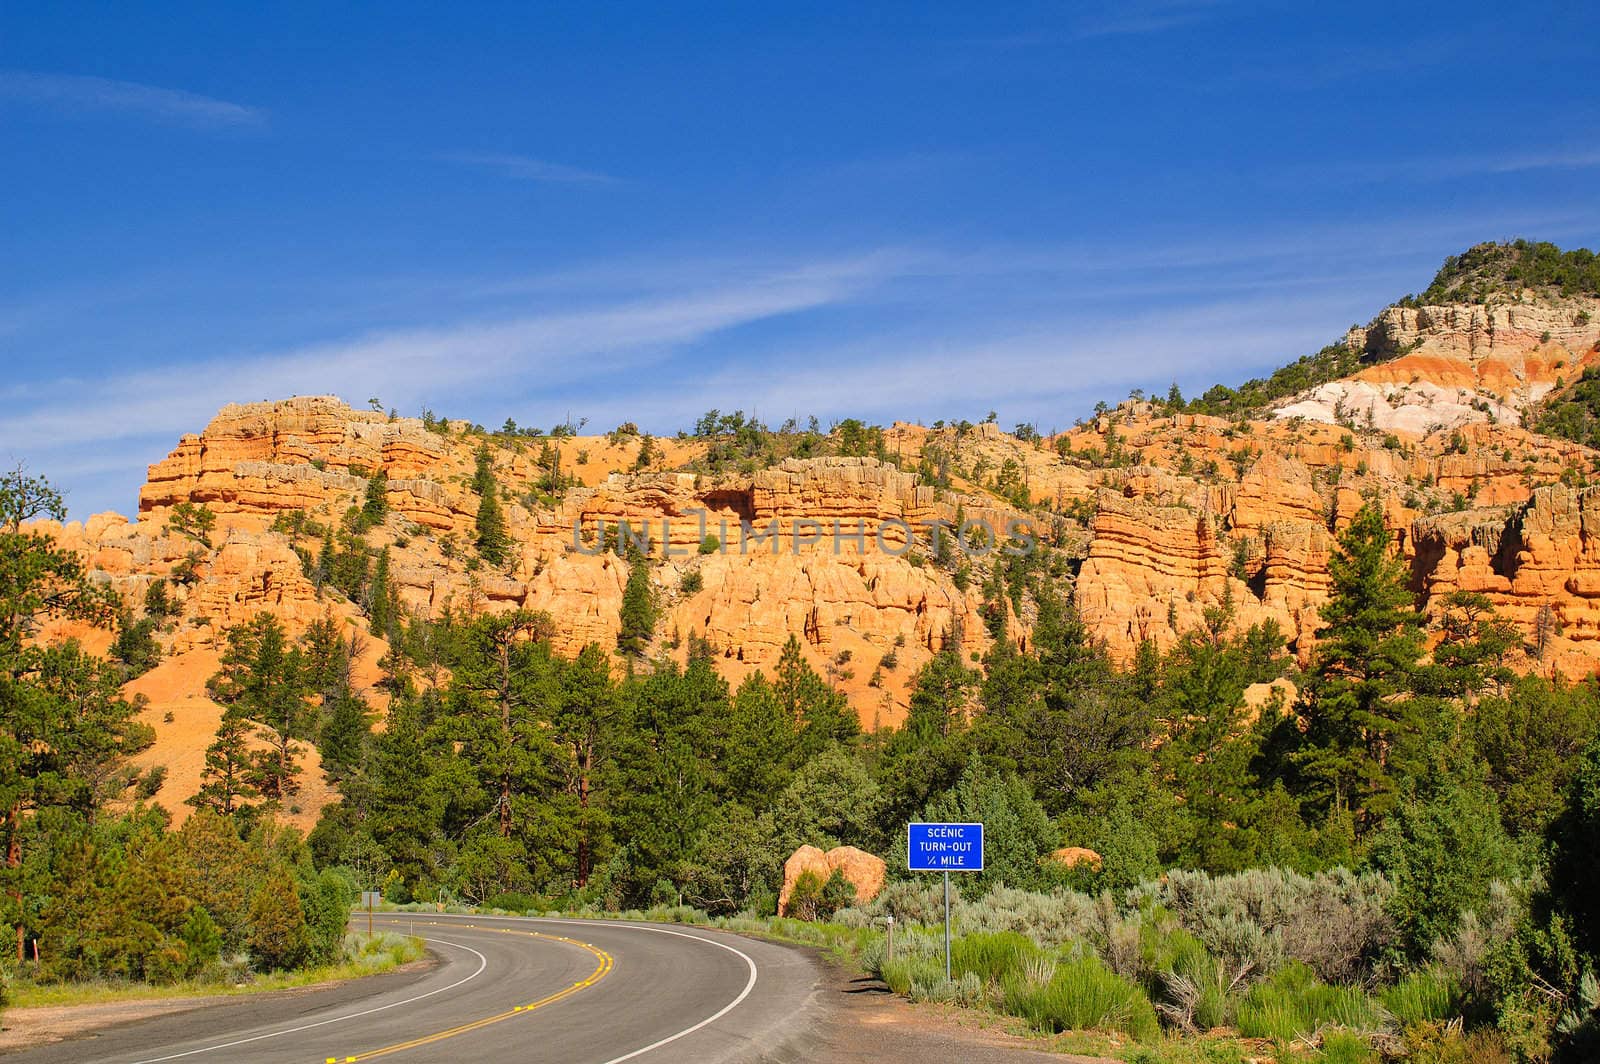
[[3, 913, 829, 1064]]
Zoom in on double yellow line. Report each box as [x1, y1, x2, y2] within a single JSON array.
[[323, 921, 614, 1063]]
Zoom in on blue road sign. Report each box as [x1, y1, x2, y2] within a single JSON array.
[[907, 822, 984, 872]]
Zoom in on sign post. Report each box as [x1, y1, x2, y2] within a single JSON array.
[[907, 822, 984, 982], [360, 890, 381, 935]]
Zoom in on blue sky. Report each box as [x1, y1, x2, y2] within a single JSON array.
[[4, 2, 1600, 518]]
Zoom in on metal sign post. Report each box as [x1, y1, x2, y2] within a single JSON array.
[[906, 822, 984, 983], [943, 871, 951, 980], [360, 890, 381, 935]]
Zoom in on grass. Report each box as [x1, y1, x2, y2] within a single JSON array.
[[1235, 962, 1389, 1043], [1001, 953, 1161, 1042], [1378, 969, 1460, 1026], [9, 932, 425, 1010]]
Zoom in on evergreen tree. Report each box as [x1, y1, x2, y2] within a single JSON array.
[[876, 648, 976, 826], [723, 672, 797, 808], [314, 530, 334, 594], [30, 642, 153, 813], [974, 592, 1152, 814], [208, 614, 314, 802], [1290, 502, 1426, 834], [553, 644, 618, 887], [916, 754, 1058, 894], [471, 444, 511, 566], [1473, 675, 1600, 837], [1367, 772, 1521, 958], [772, 744, 884, 854], [190, 710, 261, 816], [110, 611, 163, 679], [367, 547, 397, 639], [0, 469, 128, 962], [362, 691, 460, 893], [318, 691, 372, 780], [360, 471, 389, 529], [1158, 622, 1287, 872], [445, 611, 568, 885], [617, 551, 656, 658], [246, 864, 312, 970], [1549, 739, 1600, 961], [773, 635, 860, 759]]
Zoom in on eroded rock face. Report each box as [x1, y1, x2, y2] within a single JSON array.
[[29, 319, 1600, 827], [778, 844, 887, 916], [1276, 296, 1600, 434], [1413, 484, 1600, 675]]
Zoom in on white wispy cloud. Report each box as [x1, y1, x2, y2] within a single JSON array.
[[0, 69, 262, 127], [0, 261, 879, 456], [443, 152, 619, 185]]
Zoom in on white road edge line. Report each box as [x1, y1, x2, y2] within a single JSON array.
[[533, 917, 760, 1064], [124, 935, 490, 1064]]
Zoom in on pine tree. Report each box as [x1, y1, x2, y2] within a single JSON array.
[[876, 648, 976, 826], [774, 635, 860, 759], [1292, 502, 1426, 834], [208, 614, 313, 802], [0, 469, 129, 962], [446, 611, 561, 854], [318, 691, 372, 780], [190, 710, 260, 816], [246, 864, 312, 970], [314, 530, 334, 594], [723, 671, 797, 808], [360, 471, 389, 530], [617, 551, 656, 658], [472, 446, 511, 567], [553, 644, 618, 886]]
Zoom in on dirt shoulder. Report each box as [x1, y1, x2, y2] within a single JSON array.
[[797, 947, 1117, 1064]]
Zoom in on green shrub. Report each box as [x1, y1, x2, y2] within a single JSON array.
[[951, 931, 1041, 984], [1317, 1030, 1376, 1063], [485, 891, 542, 913], [1378, 968, 1461, 1026], [1401, 1022, 1511, 1064], [881, 954, 944, 996], [1143, 924, 1241, 1032], [300, 868, 355, 965], [1132, 867, 1394, 983], [699, 535, 720, 555], [950, 884, 1099, 949], [999, 953, 1160, 1041], [1236, 961, 1388, 1042], [786, 868, 855, 921], [679, 570, 704, 594], [180, 906, 223, 976], [1366, 778, 1522, 959]]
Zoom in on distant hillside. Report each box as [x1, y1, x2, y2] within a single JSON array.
[[1181, 240, 1599, 419], [1411, 240, 1600, 305]]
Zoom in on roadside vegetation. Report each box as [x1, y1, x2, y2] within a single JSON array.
[[0, 471, 404, 1020]]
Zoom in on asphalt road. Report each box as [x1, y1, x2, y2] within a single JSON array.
[[3, 913, 828, 1064]]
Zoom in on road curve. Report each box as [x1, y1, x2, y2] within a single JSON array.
[[2, 914, 825, 1064]]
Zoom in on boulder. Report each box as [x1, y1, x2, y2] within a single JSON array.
[[1046, 846, 1103, 871], [778, 844, 886, 916]]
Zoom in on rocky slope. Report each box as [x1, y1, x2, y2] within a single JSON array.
[[28, 243, 1600, 821]]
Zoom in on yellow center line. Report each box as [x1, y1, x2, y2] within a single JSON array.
[[322, 921, 614, 1063]]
